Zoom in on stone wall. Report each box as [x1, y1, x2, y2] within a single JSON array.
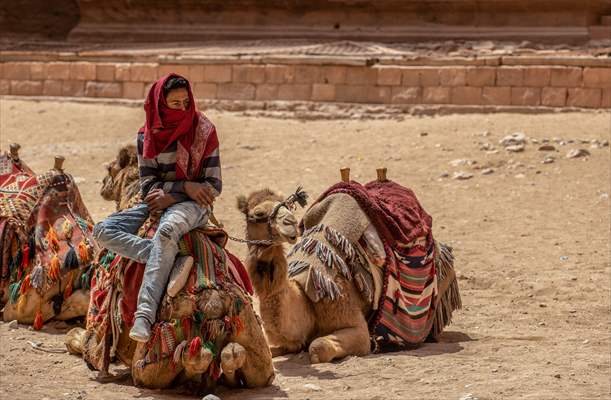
[[1, 60, 610, 108]]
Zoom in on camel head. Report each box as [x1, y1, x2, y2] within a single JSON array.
[[237, 188, 308, 246], [100, 145, 140, 210]]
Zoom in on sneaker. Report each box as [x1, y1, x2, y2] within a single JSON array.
[[129, 317, 151, 343], [167, 255, 194, 297]]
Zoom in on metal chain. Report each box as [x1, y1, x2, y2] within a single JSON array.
[[226, 235, 274, 246]]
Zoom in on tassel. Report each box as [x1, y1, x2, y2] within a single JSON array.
[[21, 245, 30, 269], [188, 336, 202, 358], [62, 218, 74, 240], [46, 227, 60, 252], [173, 340, 188, 365], [30, 261, 44, 290], [181, 317, 192, 340], [80, 266, 91, 290], [20, 274, 31, 294], [64, 271, 74, 299], [33, 308, 43, 330], [17, 293, 27, 313], [63, 245, 79, 270], [49, 254, 61, 281], [28, 236, 36, 261], [8, 281, 21, 304], [77, 239, 90, 265]]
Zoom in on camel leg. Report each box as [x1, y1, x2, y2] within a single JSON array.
[[65, 327, 87, 355], [181, 346, 214, 379], [308, 325, 371, 364], [220, 342, 247, 386], [131, 342, 184, 389], [224, 304, 275, 388], [55, 289, 89, 320]]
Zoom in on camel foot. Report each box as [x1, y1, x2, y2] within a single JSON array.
[[308, 337, 337, 364], [65, 327, 86, 355], [182, 346, 214, 377], [220, 342, 247, 375]]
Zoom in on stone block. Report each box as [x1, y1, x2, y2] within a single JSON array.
[[523, 67, 551, 87], [233, 65, 266, 83], [3, 62, 30, 80], [482, 86, 511, 105], [496, 68, 524, 86], [96, 64, 115, 81], [422, 87, 451, 104], [46, 62, 71, 80], [377, 67, 402, 86], [583, 68, 611, 89], [69, 62, 96, 81], [602, 89, 611, 108], [158, 64, 190, 79], [439, 68, 467, 86], [451, 86, 482, 105], [0, 80, 9, 95], [336, 85, 390, 103], [193, 83, 217, 99], [401, 69, 421, 86], [130, 64, 158, 82], [30, 63, 46, 80], [541, 87, 567, 107], [204, 65, 232, 83], [42, 80, 63, 96], [114, 64, 131, 81], [10, 80, 42, 95], [255, 84, 278, 100], [217, 83, 255, 100], [319, 66, 346, 84], [391, 87, 421, 104], [61, 80, 85, 97], [311, 83, 335, 101], [294, 65, 321, 84], [567, 88, 602, 108], [123, 82, 144, 99], [85, 81, 122, 98], [466, 67, 496, 86], [277, 84, 312, 101], [550, 67, 582, 87], [511, 87, 541, 106], [345, 67, 377, 85]]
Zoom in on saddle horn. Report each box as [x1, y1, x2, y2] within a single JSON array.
[[376, 167, 388, 182], [9, 143, 20, 160], [54, 155, 65, 172], [340, 167, 350, 182]]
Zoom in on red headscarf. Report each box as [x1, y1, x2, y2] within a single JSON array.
[[142, 74, 199, 179]]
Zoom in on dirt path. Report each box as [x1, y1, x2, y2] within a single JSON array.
[[0, 99, 609, 400]]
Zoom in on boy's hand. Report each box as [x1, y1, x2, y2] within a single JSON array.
[[145, 189, 177, 213], [184, 182, 214, 207]]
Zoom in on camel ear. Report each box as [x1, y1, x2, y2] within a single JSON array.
[[117, 147, 131, 169], [236, 195, 248, 215]]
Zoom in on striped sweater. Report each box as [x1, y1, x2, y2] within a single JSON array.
[[136, 132, 222, 203]]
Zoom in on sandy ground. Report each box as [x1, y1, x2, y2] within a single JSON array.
[[0, 98, 609, 400]]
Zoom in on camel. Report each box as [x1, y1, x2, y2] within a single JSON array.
[[100, 144, 140, 211], [238, 172, 461, 364], [1, 148, 95, 328], [65, 146, 274, 391]]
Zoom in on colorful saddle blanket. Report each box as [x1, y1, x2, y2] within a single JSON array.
[[83, 220, 253, 380], [299, 180, 460, 345], [0, 153, 95, 328]]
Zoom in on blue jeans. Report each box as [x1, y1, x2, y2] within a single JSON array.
[[93, 201, 209, 325]]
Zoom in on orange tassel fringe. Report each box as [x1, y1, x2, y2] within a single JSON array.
[[46, 227, 60, 252], [78, 239, 90, 264], [64, 271, 74, 299], [188, 336, 202, 358], [49, 254, 61, 281], [33, 308, 43, 330], [20, 275, 31, 294]]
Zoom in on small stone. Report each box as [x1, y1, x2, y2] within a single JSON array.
[[560, 256, 569, 261], [582, 339, 589, 344], [530, 138, 539, 144], [450, 159, 476, 167], [538, 322, 546, 326], [452, 171, 474, 180], [439, 172, 450, 178], [7, 320, 18, 330], [479, 143, 494, 151], [514, 173, 526, 179], [481, 130, 491, 137], [419, 132, 428, 136], [506, 144, 525, 153], [481, 168, 494, 175], [554, 374, 561, 379], [539, 303, 547, 308], [202, 395, 222, 400], [542, 155, 555, 164], [500, 132, 526, 147], [538, 144, 556, 151], [566, 149, 590, 158], [304, 383, 322, 391]]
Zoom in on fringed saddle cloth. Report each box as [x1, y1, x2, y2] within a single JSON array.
[[83, 219, 254, 382], [0, 153, 95, 328], [288, 180, 461, 347]]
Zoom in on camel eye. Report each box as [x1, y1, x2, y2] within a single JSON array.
[[254, 210, 266, 219]]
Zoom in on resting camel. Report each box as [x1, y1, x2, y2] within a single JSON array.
[[65, 146, 274, 391], [1, 149, 94, 328], [238, 173, 460, 364]]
